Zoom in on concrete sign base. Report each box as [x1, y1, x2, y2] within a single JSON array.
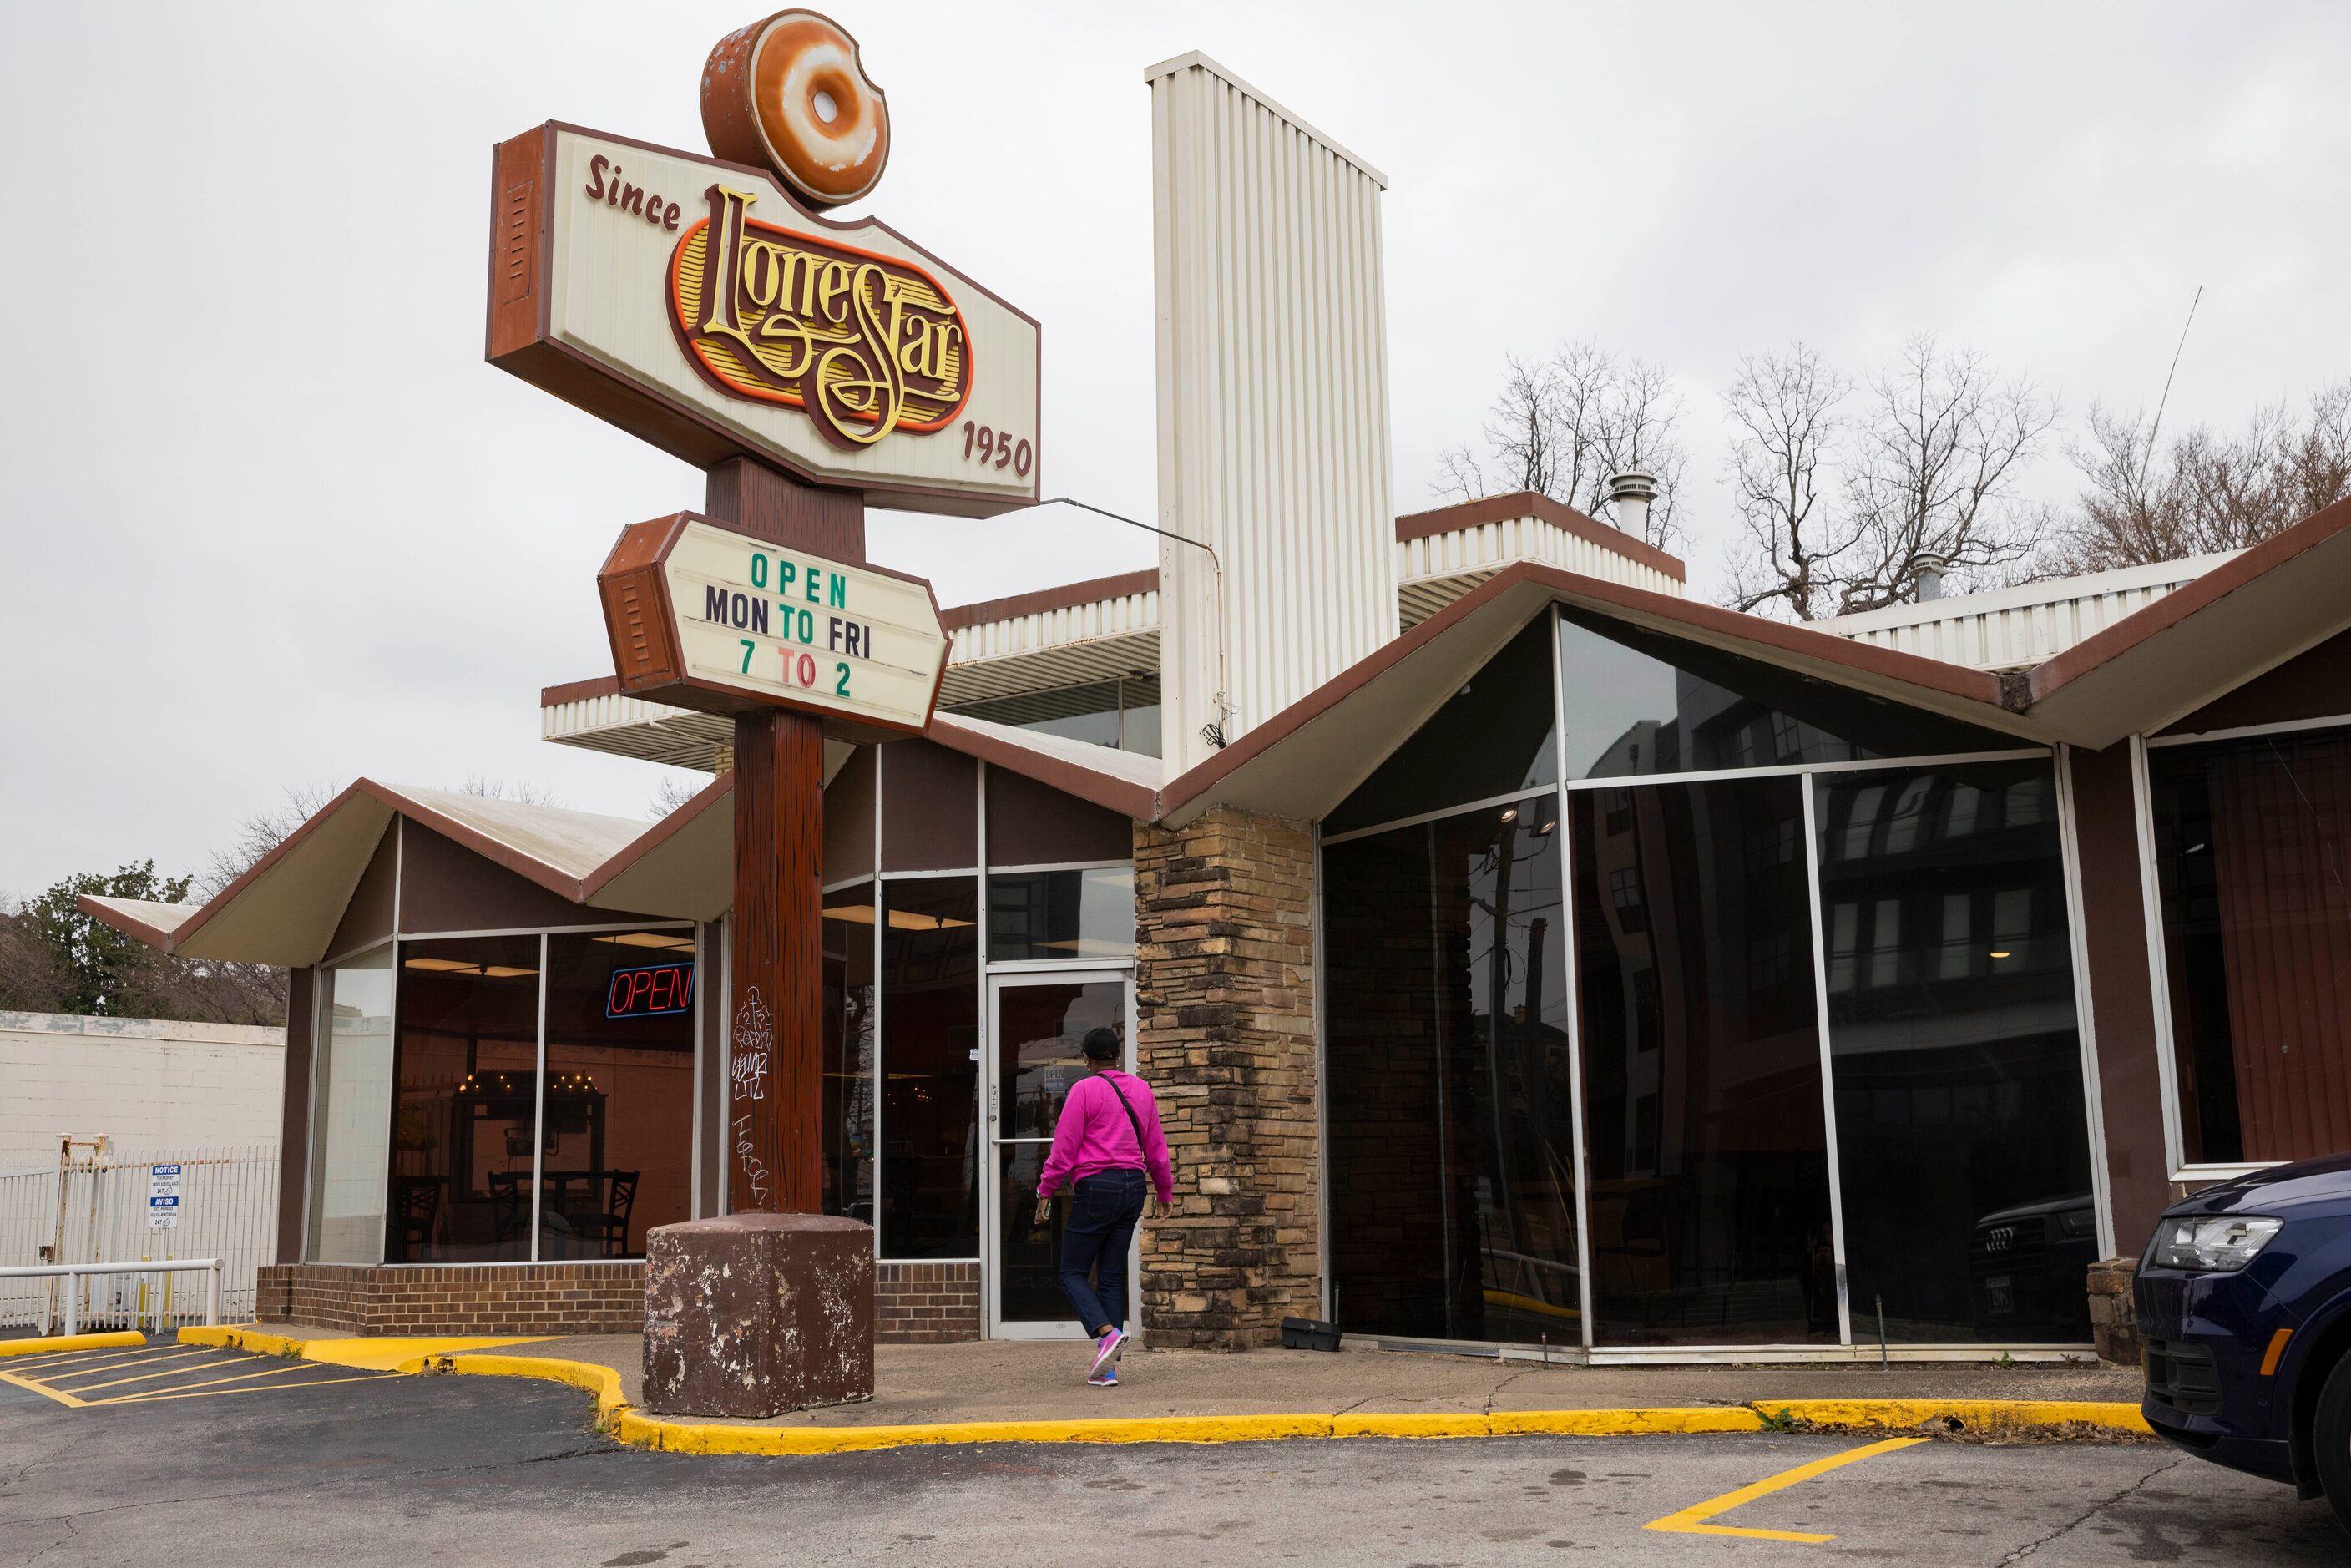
[[641, 1213, 876, 1417]]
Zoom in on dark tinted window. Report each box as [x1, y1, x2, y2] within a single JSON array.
[[1556, 609, 2015, 780], [988, 867, 1136, 960], [1327, 618, 1560, 832], [1572, 776, 1835, 1345], [386, 935, 541, 1264], [542, 930, 697, 1259], [879, 878, 980, 1257], [822, 884, 877, 1225], [1815, 762, 2091, 1343], [1325, 796, 1578, 1343]]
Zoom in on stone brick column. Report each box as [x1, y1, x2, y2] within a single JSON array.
[[1132, 807, 1319, 1349]]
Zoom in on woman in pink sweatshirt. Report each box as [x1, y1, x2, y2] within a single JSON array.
[[1033, 1025, 1173, 1385]]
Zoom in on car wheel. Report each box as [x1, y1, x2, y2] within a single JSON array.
[[2314, 1353, 2351, 1533]]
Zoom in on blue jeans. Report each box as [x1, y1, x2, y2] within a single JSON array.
[[1059, 1168, 1146, 1334]]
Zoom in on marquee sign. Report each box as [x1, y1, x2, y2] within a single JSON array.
[[488, 122, 1039, 516], [596, 510, 948, 740]]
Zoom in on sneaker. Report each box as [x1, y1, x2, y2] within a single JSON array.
[[1087, 1367, 1119, 1388], [1090, 1328, 1125, 1378]]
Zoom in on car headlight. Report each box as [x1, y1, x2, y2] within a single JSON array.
[[2154, 1215, 2283, 1272]]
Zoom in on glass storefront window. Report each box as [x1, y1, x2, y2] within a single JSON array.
[[2150, 727, 2351, 1166], [880, 878, 981, 1257], [1556, 608, 2017, 781], [822, 886, 878, 1223], [1815, 762, 2092, 1343], [1327, 619, 1560, 833], [988, 867, 1136, 961], [947, 675, 1164, 758], [1571, 776, 1835, 1346], [386, 936, 542, 1263], [1326, 795, 1579, 1343], [309, 947, 395, 1264], [541, 930, 696, 1258]]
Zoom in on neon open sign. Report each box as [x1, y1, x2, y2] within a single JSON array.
[[607, 962, 695, 1019]]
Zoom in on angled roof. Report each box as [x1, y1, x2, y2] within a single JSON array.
[[2025, 493, 2351, 746], [78, 780, 735, 968], [1150, 561, 2036, 827]]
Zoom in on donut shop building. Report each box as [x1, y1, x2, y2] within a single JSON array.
[[85, 52, 2351, 1360]]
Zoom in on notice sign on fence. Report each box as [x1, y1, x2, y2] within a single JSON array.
[[148, 1163, 181, 1231]]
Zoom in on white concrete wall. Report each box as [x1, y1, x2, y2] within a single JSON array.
[[1150, 52, 1399, 773], [0, 1012, 284, 1170]]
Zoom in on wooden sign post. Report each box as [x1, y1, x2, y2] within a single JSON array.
[[593, 462, 951, 1216], [486, 8, 1034, 1414]]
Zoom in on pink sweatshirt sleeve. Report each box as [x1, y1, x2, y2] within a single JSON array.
[[1138, 1081, 1174, 1206], [1035, 1080, 1093, 1197]]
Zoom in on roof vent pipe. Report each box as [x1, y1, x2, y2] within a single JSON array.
[[1916, 553, 1949, 602], [1605, 468, 1657, 541]]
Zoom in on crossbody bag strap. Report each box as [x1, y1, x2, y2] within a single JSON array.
[[1100, 1075, 1148, 1170]]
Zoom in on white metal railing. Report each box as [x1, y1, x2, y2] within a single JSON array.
[[0, 1140, 277, 1332], [0, 1259, 220, 1335]]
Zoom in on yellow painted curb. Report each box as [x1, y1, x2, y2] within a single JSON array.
[[1334, 1412, 1492, 1439], [1756, 1399, 2152, 1436], [0, 1331, 144, 1359], [179, 1325, 306, 1358], [616, 1408, 1336, 1454], [438, 1353, 630, 1421], [1499, 1407, 1766, 1436]]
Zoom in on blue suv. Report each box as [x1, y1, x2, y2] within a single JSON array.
[[2137, 1152, 2351, 1529]]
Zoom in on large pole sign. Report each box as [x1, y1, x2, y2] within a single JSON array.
[[596, 513, 948, 740], [489, 8, 1034, 1231], [486, 122, 1040, 516]]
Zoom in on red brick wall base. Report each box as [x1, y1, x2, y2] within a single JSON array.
[[256, 1262, 645, 1336], [876, 1262, 980, 1342], [257, 1259, 983, 1342]]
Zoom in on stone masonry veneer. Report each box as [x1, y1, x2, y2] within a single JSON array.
[[1133, 807, 1320, 1350]]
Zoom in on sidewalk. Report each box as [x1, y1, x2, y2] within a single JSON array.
[[227, 1323, 2142, 1434]]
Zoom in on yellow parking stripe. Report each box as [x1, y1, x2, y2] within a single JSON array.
[[50, 1348, 224, 1387], [0, 1367, 87, 1409], [94, 1371, 405, 1406], [83, 1361, 320, 1399], [2, 1345, 162, 1372], [1646, 1436, 1927, 1544], [60, 1353, 268, 1395]]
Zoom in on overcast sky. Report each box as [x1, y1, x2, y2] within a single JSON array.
[[3, 1, 2347, 899]]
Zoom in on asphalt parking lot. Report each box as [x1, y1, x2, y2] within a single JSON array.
[[2, 1348, 2343, 1565]]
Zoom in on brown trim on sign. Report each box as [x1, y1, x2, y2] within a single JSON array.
[[485, 126, 547, 362], [485, 121, 1042, 517], [940, 569, 1160, 632], [1393, 491, 1688, 582], [1156, 560, 2014, 820], [2028, 493, 2351, 706]]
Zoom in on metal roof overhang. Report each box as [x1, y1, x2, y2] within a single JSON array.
[[1154, 564, 2034, 828], [2026, 495, 2351, 746]]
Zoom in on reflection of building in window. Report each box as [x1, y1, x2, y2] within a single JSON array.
[[1749, 928, 1800, 993], [1632, 968, 1661, 1053], [1608, 866, 1646, 932], [946, 674, 1162, 756], [1605, 789, 1633, 835]]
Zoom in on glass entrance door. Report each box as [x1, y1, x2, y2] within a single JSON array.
[[983, 970, 1133, 1339]]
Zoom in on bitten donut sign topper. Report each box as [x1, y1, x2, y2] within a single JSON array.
[[483, 13, 1039, 517]]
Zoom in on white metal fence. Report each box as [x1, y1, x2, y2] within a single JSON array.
[[0, 1140, 278, 1333]]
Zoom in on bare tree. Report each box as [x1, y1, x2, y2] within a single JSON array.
[[1722, 337, 2056, 619], [1834, 338, 2057, 612], [1433, 339, 1688, 549], [1722, 344, 1853, 620], [649, 773, 704, 819], [458, 773, 564, 807], [2043, 381, 2351, 574], [198, 781, 339, 901]]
